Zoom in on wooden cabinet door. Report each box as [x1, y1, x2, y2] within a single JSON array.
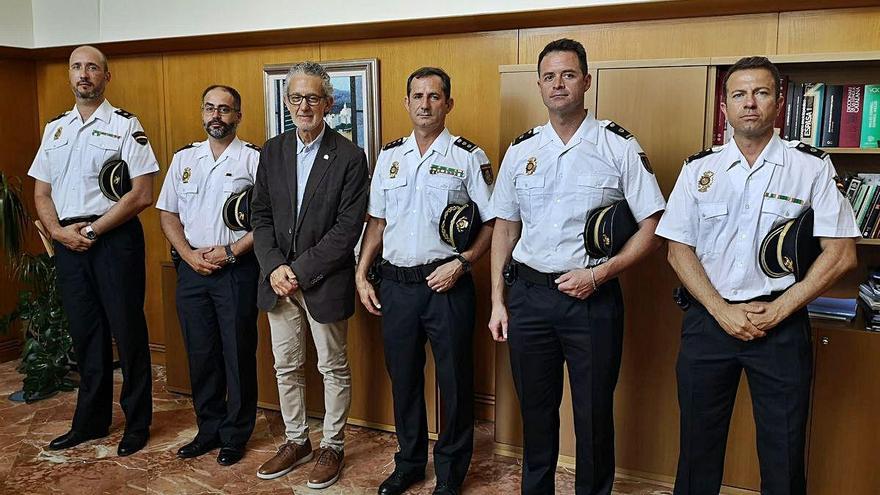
[[808, 328, 880, 494]]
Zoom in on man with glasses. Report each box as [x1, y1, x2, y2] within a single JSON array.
[[157, 85, 261, 466], [29, 45, 157, 457], [252, 61, 368, 489]]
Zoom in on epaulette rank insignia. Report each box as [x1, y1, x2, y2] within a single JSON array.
[[114, 108, 135, 119], [48, 111, 69, 124], [175, 143, 197, 154], [245, 142, 262, 152], [685, 148, 717, 164], [513, 128, 538, 146], [605, 121, 633, 139], [382, 137, 406, 151], [453, 137, 478, 153], [795, 142, 829, 159]]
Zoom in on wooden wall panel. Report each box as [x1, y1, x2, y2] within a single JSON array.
[[778, 7, 880, 54], [518, 14, 778, 64], [321, 30, 518, 418]]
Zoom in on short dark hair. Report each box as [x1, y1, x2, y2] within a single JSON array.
[[202, 85, 242, 110], [723, 56, 782, 99], [406, 67, 451, 100], [537, 38, 589, 76]]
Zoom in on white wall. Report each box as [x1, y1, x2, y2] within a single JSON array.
[[0, 0, 34, 48], [19, 0, 640, 48]]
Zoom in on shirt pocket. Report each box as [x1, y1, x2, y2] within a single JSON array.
[[87, 138, 120, 170], [381, 176, 408, 219], [44, 138, 69, 181], [696, 202, 729, 256], [514, 175, 545, 222], [178, 182, 200, 224], [575, 173, 619, 207], [425, 175, 465, 219], [761, 199, 802, 224], [222, 176, 252, 194]]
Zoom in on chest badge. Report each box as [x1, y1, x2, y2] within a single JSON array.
[[697, 171, 714, 193], [182, 167, 192, 183], [53, 127, 63, 140], [525, 157, 537, 175], [389, 161, 399, 179]]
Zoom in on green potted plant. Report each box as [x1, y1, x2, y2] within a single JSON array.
[[0, 171, 74, 402]]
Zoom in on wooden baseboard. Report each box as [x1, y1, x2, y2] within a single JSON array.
[[0, 339, 21, 363], [474, 392, 495, 421], [149, 343, 165, 365]]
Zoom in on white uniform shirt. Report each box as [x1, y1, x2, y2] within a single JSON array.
[[656, 135, 860, 301], [491, 113, 666, 273], [28, 99, 159, 220], [368, 128, 495, 267], [156, 137, 260, 249]]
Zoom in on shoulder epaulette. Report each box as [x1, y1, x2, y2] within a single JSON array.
[[175, 143, 197, 154], [382, 137, 406, 151], [512, 128, 538, 146], [114, 108, 135, 119], [685, 148, 718, 164], [245, 142, 262, 152], [453, 136, 478, 153], [48, 111, 69, 124], [794, 141, 829, 159], [604, 121, 633, 140]]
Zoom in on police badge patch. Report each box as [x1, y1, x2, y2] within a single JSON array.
[[182, 167, 192, 183], [525, 157, 537, 175], [480, 163, 494, 185], [638, 152, 653, 174], [389, 161, 399, 179], [697, 171, 714, 192], [132, 131, 149, 146]]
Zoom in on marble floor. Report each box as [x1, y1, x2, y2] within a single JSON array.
[[0, 361, 673, 494]]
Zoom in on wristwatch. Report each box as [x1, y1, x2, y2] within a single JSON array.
[[455, 254, 471, 273], [84, 225, 97, 240], [223, 244, 237, 264]]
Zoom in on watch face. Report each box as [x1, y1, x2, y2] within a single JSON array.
[[86, 230, 97, 240]]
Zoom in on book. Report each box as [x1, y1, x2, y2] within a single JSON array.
[[783, 80, 797, 140], [845, 176, 863, 204], [861, 84, 880, 148], [821, 85, 843, 147], [862, 191, 880, 237], [801, 83, 825, 147], [791, 83, 805, 140], [840, 85, 864, 147], [851, 183, 870, 222], [712, 70, 727, 145], [774, 75, 789, 136]]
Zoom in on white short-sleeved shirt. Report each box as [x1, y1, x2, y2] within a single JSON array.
[[28, 99, 160, 220], [156, 137, 260, 249], [368, 128, 496, 267], [491, 113, 666, 273], [656, 135, 860, 300]]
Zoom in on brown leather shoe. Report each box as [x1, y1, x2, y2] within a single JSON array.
[[256, 438, 313, 480], [307, 446, 344, 489]]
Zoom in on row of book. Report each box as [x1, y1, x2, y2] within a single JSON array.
[[858, 270, 880, 332], [712, 71, 880, 149], [840, 173, 880, 238]]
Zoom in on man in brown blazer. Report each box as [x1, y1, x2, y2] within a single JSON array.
[[251, 61, 369, 489]]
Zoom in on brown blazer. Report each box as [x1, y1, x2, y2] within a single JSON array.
[[251, 127, 369, 323]]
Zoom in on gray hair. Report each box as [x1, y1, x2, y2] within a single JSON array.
[[283, 61, 334, 98]]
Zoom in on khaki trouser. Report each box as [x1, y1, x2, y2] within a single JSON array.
[[267, 292, 351, 450]]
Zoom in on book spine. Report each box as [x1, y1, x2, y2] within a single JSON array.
[[783, 80, 796, 140], [857, 185, 877, 229], [712, 70, 727, 145], [821, 85, 843, 147], [774, 75, 789, 136], [800, 83, 817, 143], [792, 83, 805, 140], [845, 176, 863, 205], [840, 85, 864, 148], [861, 84, 880, 148], [862, 191, 880, 237], [808, 83, 826, 147]]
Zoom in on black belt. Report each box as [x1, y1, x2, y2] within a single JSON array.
[[59, 215, 101, 227], [379, 257, 455, 283], [673, 286, 782, 311], [504, 261, 565, 288]]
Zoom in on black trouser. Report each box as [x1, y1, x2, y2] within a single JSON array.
[[175, 252, 259, 448], [54, 217, 152, 436], [507, 275, 624, 495], [379, 271, 475, 487], [674, 300, 812, 495]]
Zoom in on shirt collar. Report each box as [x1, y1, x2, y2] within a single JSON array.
[[403, 127, 452, 158], [195, 136, 244, 164], [297, 123, 326, 154], [538, 111, 596, 150], [722, 134, 785, 171], [68, 98, 114, 124]]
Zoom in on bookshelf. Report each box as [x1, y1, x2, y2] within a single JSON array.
[[822, 147, 880, 154]]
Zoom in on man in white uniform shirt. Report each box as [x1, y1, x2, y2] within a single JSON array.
[[656, 56, 859, 495], [489, 39, 666, 495], [157, 85, 260, 466], [29, 45, 158, 456]]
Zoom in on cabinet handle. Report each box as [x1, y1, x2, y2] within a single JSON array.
[[820, 336, 830, 345]]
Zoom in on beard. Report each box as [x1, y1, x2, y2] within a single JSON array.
[[73, 82, 103, 100], [205, 119, 237, 139]]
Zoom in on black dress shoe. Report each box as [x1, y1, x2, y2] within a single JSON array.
[[433, 481, 459, 495], [217, 445, 245, 466], [177, 437, 221, 459], [48, 430, 108, 451], [118, 430, 149, 456], [378, 469, 425, 495]]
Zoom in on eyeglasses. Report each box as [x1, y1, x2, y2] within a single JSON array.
[[202, 104, 239, 115], [287, 93, 325, 106]]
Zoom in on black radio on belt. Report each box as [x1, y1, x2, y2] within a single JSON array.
[[502, 262, 518, 287], [673, 286, 691, 311]]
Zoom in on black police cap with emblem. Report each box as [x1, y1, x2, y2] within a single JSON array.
[[98, 158, 132, 202], [439, 201, 482, 253], [759, 208, 821, 281], [583, 200, 638, 259], [223, 186, 254, 232]]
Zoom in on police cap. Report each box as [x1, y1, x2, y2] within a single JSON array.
[[439, 201, 482, 253], [222, 186, 253, 232], [759, 208, 820, 281], [98, 158, 132, 202], [583, 200, 638, 259]]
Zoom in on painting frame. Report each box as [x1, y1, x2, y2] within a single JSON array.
[[264, 58, 381, 169]]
